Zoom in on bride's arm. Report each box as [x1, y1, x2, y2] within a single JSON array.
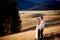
[[35, 25, 38, 39]]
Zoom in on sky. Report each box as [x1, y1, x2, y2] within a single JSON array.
[[17, 0, 60, 10]]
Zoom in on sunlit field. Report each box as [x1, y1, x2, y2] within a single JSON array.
[[0, 10, 60, 40]]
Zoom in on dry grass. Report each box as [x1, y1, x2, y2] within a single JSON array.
[[0, 10, 60, 40], [0, 26, 60, 40], [20, 10, 60, 30]]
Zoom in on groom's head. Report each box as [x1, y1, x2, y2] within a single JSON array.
[[41, 16, 43, 20]]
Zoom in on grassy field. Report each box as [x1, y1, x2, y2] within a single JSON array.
[[0, 10, 60, 40], [20, 10, 60, 30], [0, 26, 60, 40]]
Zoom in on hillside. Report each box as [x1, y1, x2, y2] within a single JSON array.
[[0, 10, 60, 40], [0, 26, 60, 40]]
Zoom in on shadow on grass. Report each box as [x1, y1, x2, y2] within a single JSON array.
[[32, 14, 45, 18], [22, 26, 36, 32], [22, 22, 60, 32], [43, 33, 60, 40], [45, 23, 60, 28], [46, 17, 60, 23]]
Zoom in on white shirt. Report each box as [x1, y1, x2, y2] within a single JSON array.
[[38, 20, 45, 30], [35, 20, 45, 39]]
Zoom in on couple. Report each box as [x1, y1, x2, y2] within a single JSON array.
[[35, 16, 45, 40]]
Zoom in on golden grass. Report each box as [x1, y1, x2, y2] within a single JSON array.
[[0, 26, 60, 40], [20, 11, 60, 30], [0, 10, 60, 40]]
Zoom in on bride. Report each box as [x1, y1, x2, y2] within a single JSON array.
[[35, 17, 41, 40]]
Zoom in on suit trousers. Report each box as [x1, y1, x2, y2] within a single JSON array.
[[38, 29, 43, 40]]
